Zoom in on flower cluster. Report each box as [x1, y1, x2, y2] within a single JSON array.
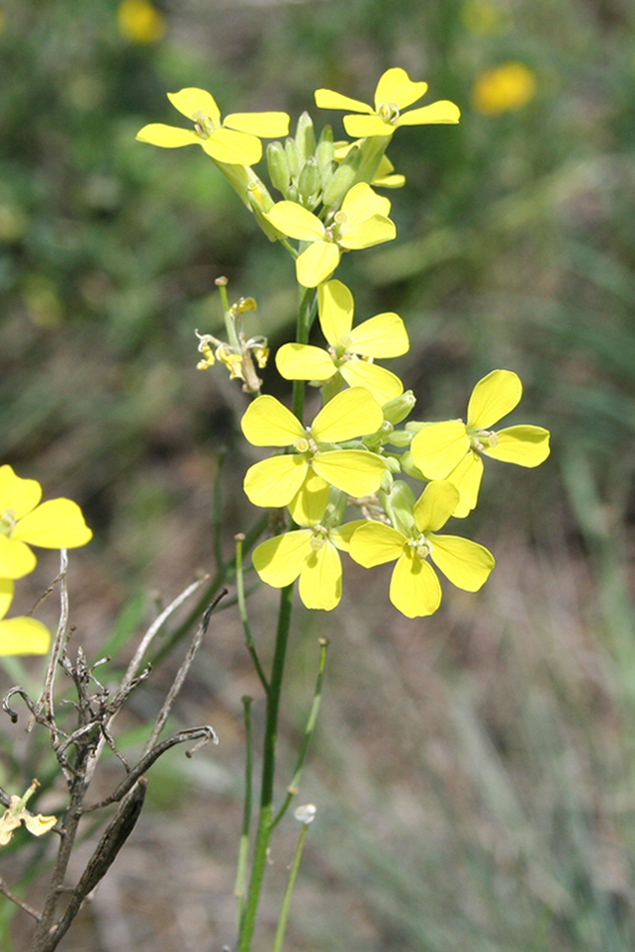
[[138, 69, 550, 618], [0, 465, 92, 655]]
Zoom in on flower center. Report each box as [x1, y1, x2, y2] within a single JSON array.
[[192, 111, 217, 139], [468, 429, 498, 453], [376, 102, 400, 124], [309, 526, 328, 552], [0, 509, 16, 537], [408, 533, 431, 561]]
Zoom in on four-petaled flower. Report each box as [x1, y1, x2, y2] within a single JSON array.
[[136, 88, 290, 165], [241, 387, 386, 520], [265, 182, 396, 287], [410, 370, 550, 517], [252, 483, 361, 611], [276, 279, 409, 405], [0, 579, 50, 655], [349, 480, 495, 618], [0, 465, 93, 579], [315, 67, 460, 139]]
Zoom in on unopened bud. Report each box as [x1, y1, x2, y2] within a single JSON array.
[[383, 391, 416, 425], [297, 156, 321, 206], [295, 111, 316, 164], [399, 450, 425, 481], [267, 141, 290, 194], [387, 428, 413, 447], [380, 467, 394, 493], [322, 145, 362, 208], [285, 137, 301, 178], [384, 455, 401, 474], [316, 128, 334, 173]]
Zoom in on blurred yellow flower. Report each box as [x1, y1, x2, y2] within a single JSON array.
[[471, 62, 536, 115], [0, 580, 50, 656], [117, 0, 166, 44]]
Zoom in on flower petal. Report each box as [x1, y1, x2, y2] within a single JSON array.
[[390, 550, 442, 618], [467, 369, 522, 429], [314, 89, 374, 114], [312, 450, 386, 497], [167, 88, 221, 123], [329, 520, 368, 552], [0, 617, 51, 656], [201, 128, 262, 165], [0, 579, 13, 620], [224, 112, 290, 137], [347, 312, 409, 358], [241, 395, 304, 447], [446, 451, 484, 517], [14, 499, 92, 549], [318, 280, 354, 347], [410, 420, 470, 479], [341, 182, 391, 223], [0, 536, 37, 579], [252, 530, 312, 587], [135, 123, 200, 148], [287, 472, 330, 526], [343, 115, 395, 138], [243, 456, 308, 508], [0, 465, 42, 519], [299, 541, 342, 611], [349, 521, 405, 567], [429, 534, 495, 591], [395, 101, 461, 126], [296, 241, 340, 288], [374, 68, 428, 110], [483, 426, 550, 467], [265, 202, 325, 242], [311, 387, 383, 442], [275, 344, 335, 382], [23, 813, 57, 836], [339, 214, 396, 250], [339, 361, 403, 405], [413, 480, 460, 532]]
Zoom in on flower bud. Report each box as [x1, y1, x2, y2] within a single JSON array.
[[380, 467, 394, 494], [383, 391, 416, 425], [295, 111, 316, 165], [387, 428, 413, 447], [399, 450, 425, 481], [384, 455, 401, 474], [285, 137, 301, 178], [297, 156, 321, 206], [266, 141, 290, 194], [316, 126, 335, 173], [322, 145, 362, 208]]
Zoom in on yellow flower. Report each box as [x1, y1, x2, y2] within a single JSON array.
[[471, 62, 536, 115], [136, 88, 290, 165], [0, 580, 50, 655], [276, 279, 409, 404], [252, 489, 361, 611], [0, 780, 57, 846], [265, 183, 396, 287], [409, 370, 550, 517], [315, 67, 460, 138], [349, 481, 495, 618], [0, 465, 92, 579], [117, 0, 166, 44], [241, 388, 386, 512]]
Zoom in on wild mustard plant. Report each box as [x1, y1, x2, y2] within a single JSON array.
[[1, 67, 551, 950], [133, 68, 550, 950]]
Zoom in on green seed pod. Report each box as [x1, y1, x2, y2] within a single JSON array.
[[297, 156, 321, 205], [285, 137, 301, 179], [266, 141, 290, 194], [322, 145, 362, 208], [295, 111, 316, 165]]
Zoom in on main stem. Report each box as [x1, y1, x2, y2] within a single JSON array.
[[237, 583, 293, 951], [236, 285, 315, 951]]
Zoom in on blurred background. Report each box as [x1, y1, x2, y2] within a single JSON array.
[[2, 0, 635, 948]]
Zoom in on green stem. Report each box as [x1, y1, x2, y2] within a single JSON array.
[[234, 695, 254, 927], [237, 583, 294, 952], [235, 534, 269, 694], [272, 638, 328, 829], [292, 287, 316, 421], [272, 819, 312, 952]]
